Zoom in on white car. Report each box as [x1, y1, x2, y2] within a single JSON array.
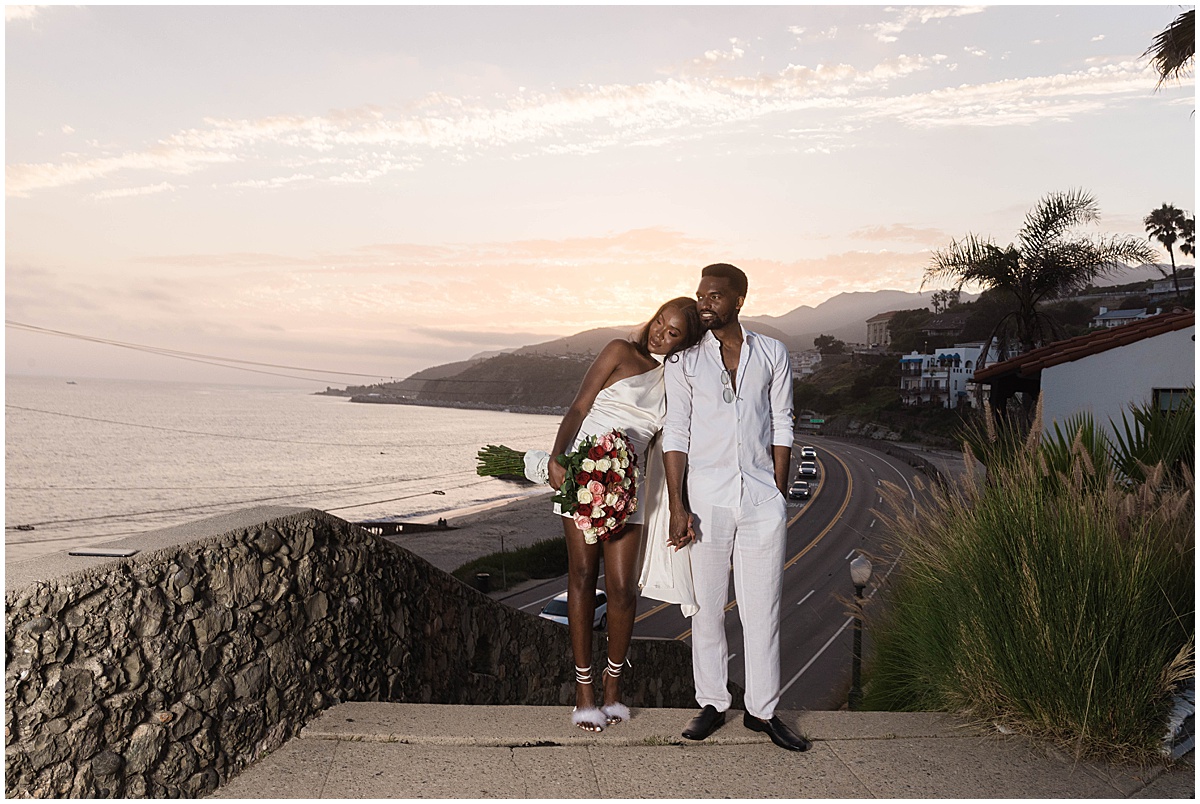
[[788, 480, 812, 500], [799, 446, 817, 459], [798, 461, 818, 477], [539, 590, 608, 630]]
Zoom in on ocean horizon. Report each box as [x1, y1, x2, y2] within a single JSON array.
[[4, 374, 559, 564]]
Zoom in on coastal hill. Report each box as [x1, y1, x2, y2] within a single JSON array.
[[330, 289, 941, 409]]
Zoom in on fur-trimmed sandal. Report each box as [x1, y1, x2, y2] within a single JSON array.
[[600, 657, 631, 725], [571, 664, 605, 733]]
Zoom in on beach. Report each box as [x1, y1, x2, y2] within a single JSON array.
[[380, 490, 562, 574]]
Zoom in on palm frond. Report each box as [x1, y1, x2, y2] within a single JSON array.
[[1144, 9, 1196, 88], [1109, 390, 1195, 486], [1017, 189, 1099, 256]]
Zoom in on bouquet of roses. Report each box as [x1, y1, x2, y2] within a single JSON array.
[[476, 429, 638, 545]]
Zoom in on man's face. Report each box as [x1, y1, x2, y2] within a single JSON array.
[[696, 276, 742, 330]]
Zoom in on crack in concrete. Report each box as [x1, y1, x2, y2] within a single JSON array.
[[316, 739, 337, 799], [824, 740, 874, 798], [506, 747, 526, 798]]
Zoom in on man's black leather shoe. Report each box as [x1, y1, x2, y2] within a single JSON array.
[[744, 712, 811, 751], [682, 705, 726, 740]]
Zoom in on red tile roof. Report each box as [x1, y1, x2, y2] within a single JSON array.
[[973, 310, 1195, 382]]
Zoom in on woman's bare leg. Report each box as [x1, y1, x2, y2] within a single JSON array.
[[563, 518, 601, 720], [600, 524, 643, 713]]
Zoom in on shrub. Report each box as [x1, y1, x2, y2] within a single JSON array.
[[452, 537, 568, 591], [865, 398, 1195, 760]]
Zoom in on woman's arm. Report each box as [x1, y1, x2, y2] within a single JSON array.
[[547, 340, 629, 488]]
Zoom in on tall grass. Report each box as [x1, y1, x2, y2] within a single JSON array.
[[865, 398, 1194, 760]]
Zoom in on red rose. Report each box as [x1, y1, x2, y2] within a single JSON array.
[[588, 445, 606, 461], [575, 472, 591, 485], [606, 471, 620, 484], [576, 504, 590, 516]]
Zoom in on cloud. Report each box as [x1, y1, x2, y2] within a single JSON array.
[[91, 182, 181, 201], [1091, 34, 1105, 42], [7, 31, 1171, 199], [850, 224, 950, 246], [7, 147, 235, 197], [5, 6, 41, 22], [864, 59, 1159, 128], [866, 6, 987, 44]]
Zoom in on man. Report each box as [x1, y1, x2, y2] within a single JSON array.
[[661, 263, 809, 752]]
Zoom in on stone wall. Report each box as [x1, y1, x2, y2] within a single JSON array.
[[4, 509, 696, 798]]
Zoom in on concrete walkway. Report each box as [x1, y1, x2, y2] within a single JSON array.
[[211, 703, 1193, 798]]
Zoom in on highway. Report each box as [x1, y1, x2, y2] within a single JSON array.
[[500, 436, 928, 711]]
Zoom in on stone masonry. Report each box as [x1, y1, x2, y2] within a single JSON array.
[[4, 509, 695, 797]]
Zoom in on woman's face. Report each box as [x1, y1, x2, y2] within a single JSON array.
[[646, 306, 691, 355]]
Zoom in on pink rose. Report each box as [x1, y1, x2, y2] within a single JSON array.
[[587, 480, 605, 498]]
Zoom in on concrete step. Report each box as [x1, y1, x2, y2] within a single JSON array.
[[208, 704, 1194, 799]]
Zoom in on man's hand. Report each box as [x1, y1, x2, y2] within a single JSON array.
[[669, 509, 695, 550]]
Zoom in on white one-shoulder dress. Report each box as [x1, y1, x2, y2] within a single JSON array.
[[553, 365, 698, 616]]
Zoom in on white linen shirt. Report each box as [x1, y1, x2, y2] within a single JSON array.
[[662, 326, 794, 507]]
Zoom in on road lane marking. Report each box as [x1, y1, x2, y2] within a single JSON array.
[[844, 550, 855, 561], [674, 446, 853, 641], [797, 590, 814, 606], [783, 448, 854, 571], [870, 518, 876, 528], [634, 601, 672, 622]]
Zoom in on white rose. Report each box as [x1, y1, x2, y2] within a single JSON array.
[[605, 517, 617, 529], [595, 457, 611, 472], [615, 467, 625, 479], [581, 458, 596, 472], [605, 492, 618, 507], [577, 488, 593, 505], [592, 505, 604, 518], [622, 477, 632, 489], [613, 437, 626, 450], [583, 528, 598, 545]]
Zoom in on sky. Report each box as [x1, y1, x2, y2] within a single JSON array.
[[5, 3, 1195, 387]]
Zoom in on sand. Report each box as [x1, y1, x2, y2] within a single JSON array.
[[381, 490, 564, 574]]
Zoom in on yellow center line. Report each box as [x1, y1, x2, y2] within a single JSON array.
[[672, 448, 855, 641], [634, 601, 672, 622]]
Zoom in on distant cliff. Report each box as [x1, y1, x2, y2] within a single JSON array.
[[347, 353, 592, 413]]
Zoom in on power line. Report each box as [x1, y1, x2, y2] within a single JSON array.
[[6, 319, 398, 384]]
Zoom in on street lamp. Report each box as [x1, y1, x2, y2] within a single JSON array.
[[849, 554, 873, 710]]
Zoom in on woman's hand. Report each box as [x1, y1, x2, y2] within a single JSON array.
[[668, 509, 694, 550], [547, 458, 566, 490]]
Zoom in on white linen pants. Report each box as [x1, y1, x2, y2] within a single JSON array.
[[688, 491, 786, 720]]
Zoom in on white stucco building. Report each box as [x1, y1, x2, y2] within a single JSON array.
[[974, 311, 1195, 440], [898, 342, 996, 409]]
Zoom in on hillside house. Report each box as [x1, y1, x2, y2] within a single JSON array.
[[790, 350, 822, 377], [865, 310, 899, 347], [920, 310, 971, 339], [1091, 306, 1162, 328], [1148, 276, 1195, 299], [898, 342, 995, 410], [973, 310, 1194, 440]]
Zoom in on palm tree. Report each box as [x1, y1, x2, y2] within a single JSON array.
[[924, 189, 1158, 364], [1144, 9, 1195, 89], [1144, 203, 1195, 301]]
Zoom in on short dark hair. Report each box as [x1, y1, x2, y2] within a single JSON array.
[[701, 263, 748, 297]]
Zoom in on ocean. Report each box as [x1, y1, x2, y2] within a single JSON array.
[[4, 375, 560, 563]]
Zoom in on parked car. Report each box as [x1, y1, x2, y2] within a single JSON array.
[[539, 589, 607, 630], [788, 480, 811, 500], [798, 460, 818, 477], [799, 445, 817, 459]]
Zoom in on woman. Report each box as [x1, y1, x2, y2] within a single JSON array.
[[547, 297, 702, 732]]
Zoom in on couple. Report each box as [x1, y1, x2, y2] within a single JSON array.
[[546, 263, 809, 752]]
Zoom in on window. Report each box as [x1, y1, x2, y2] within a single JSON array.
[[1152, 388, 1192, 413]]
